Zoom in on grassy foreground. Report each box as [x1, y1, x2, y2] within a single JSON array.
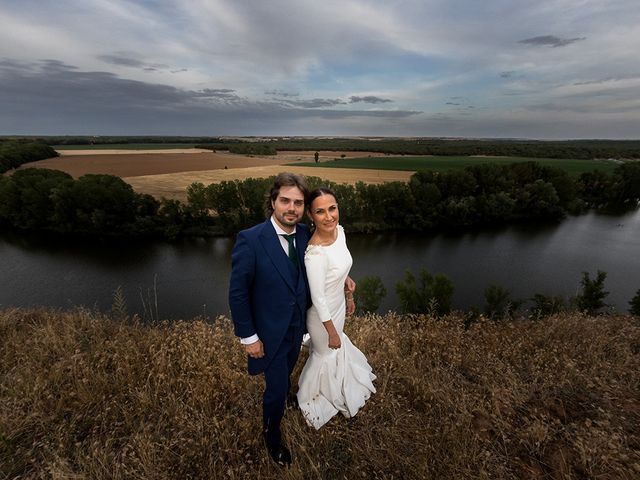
[[1, 308, 638, 479]]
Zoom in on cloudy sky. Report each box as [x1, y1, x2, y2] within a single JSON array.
[[1, 0, 639, 138]]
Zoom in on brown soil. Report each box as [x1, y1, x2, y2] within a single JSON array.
[[20, 151, 283, 178], [57, 148, 214, 155]]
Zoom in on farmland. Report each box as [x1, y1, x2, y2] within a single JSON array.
[[292, 155, 621, 176], [17, 146, 622, 202], [18, 148, 397, 200]]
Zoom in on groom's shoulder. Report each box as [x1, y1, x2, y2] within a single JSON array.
[[239, 219, 270, 238], [298, 222, 309, 232]]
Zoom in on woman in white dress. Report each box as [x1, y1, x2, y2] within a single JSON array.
[[297, 187, 376, 429]]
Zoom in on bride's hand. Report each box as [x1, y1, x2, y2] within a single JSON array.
[[328, 333, 341, 349]]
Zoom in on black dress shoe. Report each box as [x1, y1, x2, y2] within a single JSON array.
[[265, 441, 292, 466]]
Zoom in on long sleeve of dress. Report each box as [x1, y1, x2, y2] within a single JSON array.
[[304, 246, 332, 323]]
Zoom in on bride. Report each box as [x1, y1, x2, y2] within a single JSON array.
[[297, 187, 376, 429]]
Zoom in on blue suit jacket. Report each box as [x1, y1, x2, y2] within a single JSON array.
[[228, 219, 311, 374]]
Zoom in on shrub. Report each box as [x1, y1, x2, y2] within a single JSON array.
[[483, 285, 522, 320], [354, 275, 387, 314], [575, 270, 610, 315], [396, 268, 454, 316]]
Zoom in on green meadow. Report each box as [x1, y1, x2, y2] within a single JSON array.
[[291, 155, 620, 176]]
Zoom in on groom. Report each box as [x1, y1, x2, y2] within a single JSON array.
[[228, 172, 311, 465]]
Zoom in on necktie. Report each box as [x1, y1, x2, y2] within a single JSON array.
[[281, 233, 298, 267]]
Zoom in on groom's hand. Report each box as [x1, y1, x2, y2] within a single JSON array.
[[344, 276, 356, 295], [245, 340, 265, 358]]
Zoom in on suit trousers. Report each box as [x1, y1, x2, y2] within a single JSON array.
[[262, 322, 304, 447]]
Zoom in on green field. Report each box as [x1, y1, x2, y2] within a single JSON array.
[[291, 155, 621, 176], [53, 143, 198, 150]]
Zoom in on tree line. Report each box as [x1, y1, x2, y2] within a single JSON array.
[[0, 169, 196, 238], [1, 161, 639, 238], [354, 268, 640, 321], [1, 136, 226, 146], [4, 136, 640, 159], [196, 138, 640, 160], [187, 160, 640, 235], [0, 141, 58, 174]]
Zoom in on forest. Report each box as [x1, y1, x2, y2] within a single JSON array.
[[1, 158, 639, 239]]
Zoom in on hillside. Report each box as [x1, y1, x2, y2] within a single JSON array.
[[1, 308, 638, 479]]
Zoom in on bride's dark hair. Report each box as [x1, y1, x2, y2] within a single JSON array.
[[308, 187, 337, 209]]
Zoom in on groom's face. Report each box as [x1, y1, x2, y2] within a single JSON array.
[[272, 185, 305, 232]]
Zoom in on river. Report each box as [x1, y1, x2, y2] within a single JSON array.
[[1, 210, 639, 319]]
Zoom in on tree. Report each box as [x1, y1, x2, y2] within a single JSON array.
[[610, 162, 640, 210], [0, 168, 73, 229], [516, 180, 563, 219], [409, 170, 441, 228], [69, 174, 138, 233], [575, 270, 610, 315], [314, 151, 319, 163], [628, 289, 640, 316], [354, 276, 387, 314], [395, 269, 454, 316]]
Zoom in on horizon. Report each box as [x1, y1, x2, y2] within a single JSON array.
[[4, 135, 640, 143], [2, 1, 640, 139]]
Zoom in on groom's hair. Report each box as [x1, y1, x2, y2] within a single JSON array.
[[265, 172, 310, 215]]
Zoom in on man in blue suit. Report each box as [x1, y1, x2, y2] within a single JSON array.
[[229, 172, 311, 465]]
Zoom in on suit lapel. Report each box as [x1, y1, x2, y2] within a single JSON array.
[[259, 219, 296, 293]]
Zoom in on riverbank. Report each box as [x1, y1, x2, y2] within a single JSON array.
[[1, 308, 638, 479]]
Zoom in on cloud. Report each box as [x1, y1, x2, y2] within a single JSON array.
[[2, 1, 639, 138], [265, 90, 300, 98], [349, 95, 392, 104], [0, 58, 418, 135], [279, 98, 347, 108], [97, 53, 169, 71], [518, 35, 586, 48], [98, 54, 146, 68]]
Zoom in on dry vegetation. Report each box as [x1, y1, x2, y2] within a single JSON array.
[[1, 308, 638, 479]]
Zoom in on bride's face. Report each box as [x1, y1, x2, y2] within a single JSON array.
[[309, 193, 339, 235]]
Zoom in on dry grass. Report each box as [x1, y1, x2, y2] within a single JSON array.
[[1, 308, 638, 479], [123, 166, 412, 201]]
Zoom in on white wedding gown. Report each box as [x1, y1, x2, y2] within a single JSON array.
[[297, 225, 376, 429]]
